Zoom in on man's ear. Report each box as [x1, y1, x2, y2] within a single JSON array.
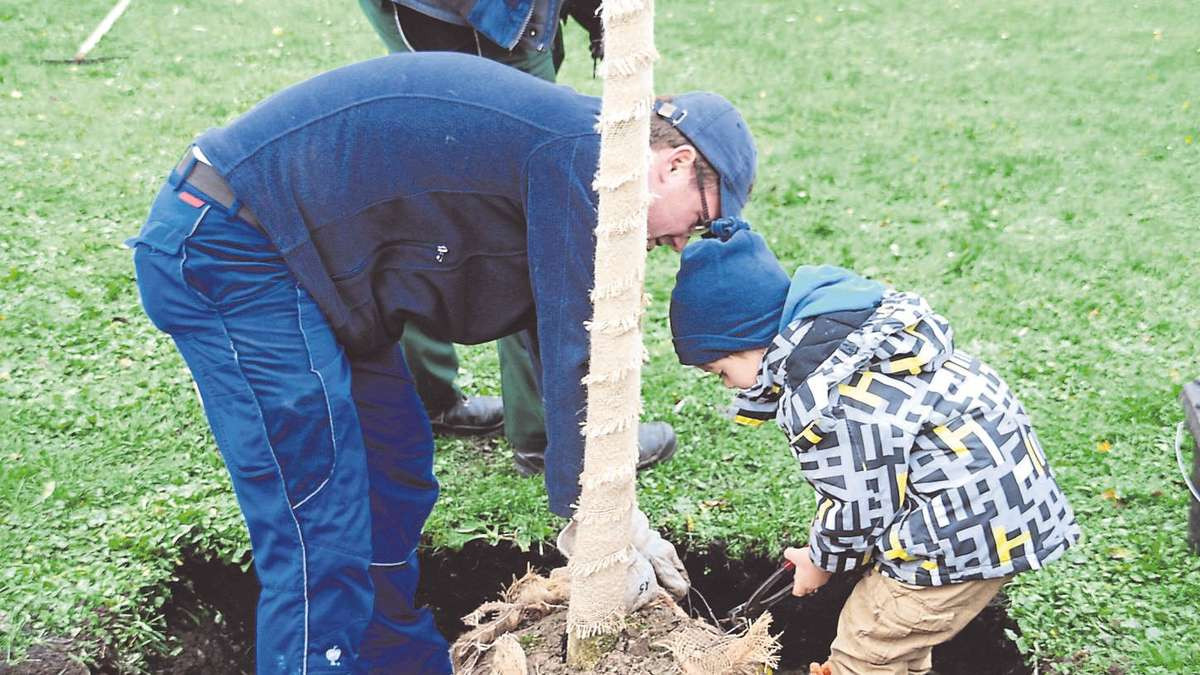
[[649, 146, 675, 185], [667, 145, 698, 174]]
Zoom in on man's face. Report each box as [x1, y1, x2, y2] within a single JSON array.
[[645, 145, 722, 252]]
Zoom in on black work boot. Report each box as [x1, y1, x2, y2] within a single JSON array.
[[428, 396, 504, 436], [511, 421, 677, 476]]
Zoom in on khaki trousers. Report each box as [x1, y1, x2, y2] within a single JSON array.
[[827, 567, 1008, 675]]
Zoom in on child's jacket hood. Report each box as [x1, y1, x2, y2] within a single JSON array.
[[730, 291, 942, 430], [778, 264, 885, 333]]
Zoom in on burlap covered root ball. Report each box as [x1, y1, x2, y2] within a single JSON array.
[[450, 568, 780, 674]]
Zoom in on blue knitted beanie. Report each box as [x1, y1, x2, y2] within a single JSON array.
[[670, 230, 790, 366]]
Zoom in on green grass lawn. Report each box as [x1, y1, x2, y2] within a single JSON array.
[[1, 0, 1198, 672]]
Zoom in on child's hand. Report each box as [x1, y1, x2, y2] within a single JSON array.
[[784, 546, 832, 596]]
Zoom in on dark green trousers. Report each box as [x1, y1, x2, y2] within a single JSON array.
[[358, 0, 555, 451]]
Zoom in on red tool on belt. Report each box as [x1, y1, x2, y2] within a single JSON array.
[[723, 558, 797, 627]]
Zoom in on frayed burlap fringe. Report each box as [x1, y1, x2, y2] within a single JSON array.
[[581, 363, 640, 385], [601, 0, 650, 22], [590, 271, 645, 300], [569, 607, 627, 640], [585, 315, 644, 336], [598, 47, 661, 79], [582, 412, 640, 438], [595, 96, 656, 128], [566, 543, 638, 578], [579, 346, 648, 377], [594, 168, 648, 192], [570, 500, 634, 526], [663, 612, 782, 675], [594, 209, 653, 238], [579, 464, 637, 491]]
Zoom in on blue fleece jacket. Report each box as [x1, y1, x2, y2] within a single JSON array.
[[196, 52, 601, 516]]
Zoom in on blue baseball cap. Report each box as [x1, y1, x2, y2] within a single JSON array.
[[654, 93, 757, 218]]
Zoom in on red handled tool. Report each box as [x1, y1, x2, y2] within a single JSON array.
[[723, 558, 796, 627]]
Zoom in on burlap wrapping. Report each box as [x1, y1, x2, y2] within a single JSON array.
[[567, 0, 658, 641], [662, 613, 781, 675], [489, 635, 528, 675]]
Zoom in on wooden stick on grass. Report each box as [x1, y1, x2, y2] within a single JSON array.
[[73, 0, 132, 63]]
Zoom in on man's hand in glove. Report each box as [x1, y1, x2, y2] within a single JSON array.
[[628, 508, 690, 599], [557, 508, 691, 611]]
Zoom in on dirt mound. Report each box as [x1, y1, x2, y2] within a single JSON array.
[[451, 568, 779, 675]]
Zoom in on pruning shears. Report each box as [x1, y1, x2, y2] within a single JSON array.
[[723, 558, 796, 627]]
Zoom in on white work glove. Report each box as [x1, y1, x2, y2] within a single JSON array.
[[556, 508, 691, 611], [629, 508, 690, 599]]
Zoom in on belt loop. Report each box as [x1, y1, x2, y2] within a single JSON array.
[[170, 148, 199, 190], [227, 195, 242, 215]]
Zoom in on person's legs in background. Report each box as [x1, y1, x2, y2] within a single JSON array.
[[356, 0, 556, 455], [356, 0, 508, 439], [397, 322, 504, 437], [498, 331, 548, 476]]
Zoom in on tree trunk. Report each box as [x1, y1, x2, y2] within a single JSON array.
[[565, 0, 657, 666]]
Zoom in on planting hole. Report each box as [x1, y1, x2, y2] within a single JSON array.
[[151, 541, 1029, 674]]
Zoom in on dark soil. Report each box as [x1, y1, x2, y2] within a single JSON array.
[[9, 540, 1030, 674], [151, 555, 258, 674], [680, 542, 1030, 675], [417, 540, 563, 641]]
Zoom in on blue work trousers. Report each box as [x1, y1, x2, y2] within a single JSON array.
[[129, 165, 452, 674]]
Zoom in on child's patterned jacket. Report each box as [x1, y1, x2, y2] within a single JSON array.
[[737, 291, 1081, 585]]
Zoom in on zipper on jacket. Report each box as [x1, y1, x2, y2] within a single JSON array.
[[531, 0, 562, 51], [330, 240, 451, 281], [509, 0, 538, 50]]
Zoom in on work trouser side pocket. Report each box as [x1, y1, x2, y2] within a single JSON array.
[[883, 577, 957, 636], [847, 569, 957, 666], [288, 285, 360, 511], [174, 333, 280, 480], [129, 207, 211, 336]]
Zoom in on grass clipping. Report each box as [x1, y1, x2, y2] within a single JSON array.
[[451, 568, 780, 674]]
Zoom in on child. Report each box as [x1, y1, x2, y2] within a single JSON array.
[[669, 224, 1081, 675]]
